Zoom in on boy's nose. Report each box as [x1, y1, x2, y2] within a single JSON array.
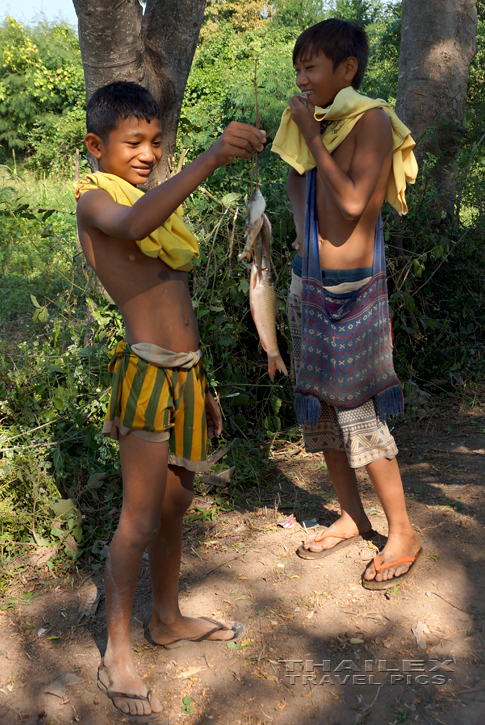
[[138, 145, 156, 161], [297, 71, 308, 88]]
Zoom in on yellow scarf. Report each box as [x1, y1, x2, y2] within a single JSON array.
[[271, 86, 418, 215], [74, 172, 199, 272]]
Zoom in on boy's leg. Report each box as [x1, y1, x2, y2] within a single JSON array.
[[148, 464, 237, 643], [303, 449, 373, 552], [362, 456, 420, 582], [100, 433, 166, 717]]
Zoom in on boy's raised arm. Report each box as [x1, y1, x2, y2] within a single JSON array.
[[78, 122, 266, 239], [288, 95, 392, 221]]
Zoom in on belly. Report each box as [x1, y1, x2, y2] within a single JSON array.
[[86, 237, 200, 352]]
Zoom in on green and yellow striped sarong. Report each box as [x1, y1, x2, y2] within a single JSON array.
[[103, 341, 209, 472]]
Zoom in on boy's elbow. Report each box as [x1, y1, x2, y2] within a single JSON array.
[[124, 216, 152, 241], [342, 201, 365, 222]]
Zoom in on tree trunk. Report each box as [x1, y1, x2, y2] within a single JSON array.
[[396, 0, 477, 209], [72, 0, 206, 181]]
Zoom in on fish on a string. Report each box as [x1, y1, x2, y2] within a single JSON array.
[[238, 58, 288, 382]]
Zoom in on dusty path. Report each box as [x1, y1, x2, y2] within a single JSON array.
[[2, 396, 485, 724]]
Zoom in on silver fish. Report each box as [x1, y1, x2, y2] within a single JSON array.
[[248, 211, 288, 381], [238, 187, 266, 262]]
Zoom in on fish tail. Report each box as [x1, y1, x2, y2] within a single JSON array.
[[268, 353, 288, 380]]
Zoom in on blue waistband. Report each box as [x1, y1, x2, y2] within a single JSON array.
[[292, 255, 372, 286]]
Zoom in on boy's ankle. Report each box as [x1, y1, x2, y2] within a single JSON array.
[[149, 611, 182, 630]]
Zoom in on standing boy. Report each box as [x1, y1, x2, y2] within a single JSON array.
[[272, 20, 421, 588], [75, 82, 266, 719]]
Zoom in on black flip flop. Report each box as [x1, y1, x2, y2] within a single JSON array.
[[296, 529, 377, 560], [145, 617, 245, 649], [97, 663, 161, 721]]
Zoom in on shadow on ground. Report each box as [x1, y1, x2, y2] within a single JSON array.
[[2, 396, 485, 724]]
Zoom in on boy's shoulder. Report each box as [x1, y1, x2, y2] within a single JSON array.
[[76, 172, 138, 222], [352, 107, 393, 152], [356, 107, 392, 134]]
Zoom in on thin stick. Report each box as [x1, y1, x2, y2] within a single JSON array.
[[251, 56, 260, 190], [254, 56, 260, 131]]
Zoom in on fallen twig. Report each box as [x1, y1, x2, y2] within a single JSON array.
[[432, 592, 485, 617]]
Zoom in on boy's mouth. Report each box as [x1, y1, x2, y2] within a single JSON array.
[[132, 166, 152, 176]]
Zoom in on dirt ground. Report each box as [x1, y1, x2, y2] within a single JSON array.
[[2, 396, 485, 725]]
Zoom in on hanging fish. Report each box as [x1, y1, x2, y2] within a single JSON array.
[[241, 192, 288, 381], [238, 187, 266, 262]]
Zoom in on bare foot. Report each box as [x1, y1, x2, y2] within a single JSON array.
[[149, 615, 240, 646], [99, 650, 162, 717], [363, 530, 421, 583], [303, 513, 372, 553]]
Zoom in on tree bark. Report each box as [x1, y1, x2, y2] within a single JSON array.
[[72, 0, 206, 181], [396, 0, 477, 209]]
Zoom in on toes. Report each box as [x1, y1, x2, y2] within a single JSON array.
[[114, 698, 131, 715], [151, 694, 162, 714], [364, 565, 375, 581]]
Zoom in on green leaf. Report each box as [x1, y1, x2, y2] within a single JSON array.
[[221, 192, 240, 207], [50, 526, 64, 539], [38, 307, 49, 323], [181, 696, 193, 713], [30, 294, 40, 308], [51, 498, 76, 518], [227, 641, 237, 649], [88, 472, 106, 489], [271, 397, 282, 415], [238, 278, 249, 294]]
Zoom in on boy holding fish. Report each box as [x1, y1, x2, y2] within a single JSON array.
[[75, 81, 265, 718], [272, 19, 422, 589]]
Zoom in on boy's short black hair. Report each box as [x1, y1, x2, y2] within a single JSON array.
[[86, 81, 161, 141], [293, 18, 368, 90]]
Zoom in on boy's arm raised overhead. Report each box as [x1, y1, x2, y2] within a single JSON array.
[[78, 122, 266, 240], [288, 95, 392, 221]]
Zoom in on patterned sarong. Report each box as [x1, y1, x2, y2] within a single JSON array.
[[294, 168, 403, 428]]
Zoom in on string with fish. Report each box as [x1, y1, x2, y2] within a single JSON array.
[[238, 59, 288, 381]]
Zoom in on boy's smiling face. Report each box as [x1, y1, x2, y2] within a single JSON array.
[[294, 51, 356, 109], [85, 116, 163, 186]]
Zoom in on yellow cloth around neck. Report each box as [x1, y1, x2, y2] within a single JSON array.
[[74, 172, 199, 272], [271, 86, 418, 215]]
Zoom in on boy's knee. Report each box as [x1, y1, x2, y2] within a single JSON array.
[[118, 514, 161, 548], [164, 486, 194, 518]]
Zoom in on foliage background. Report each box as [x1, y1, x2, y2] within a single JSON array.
[[0, 0, 484, 581]]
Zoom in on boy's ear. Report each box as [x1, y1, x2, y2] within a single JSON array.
[[342, 56, 358, 83], [84, 133, 104, 159]]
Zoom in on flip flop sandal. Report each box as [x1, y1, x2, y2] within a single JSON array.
[[296, 529, 377, 560], [361, 547, 423, 590], [145, 617, 245, 650], [97, 663, 161, 721]]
